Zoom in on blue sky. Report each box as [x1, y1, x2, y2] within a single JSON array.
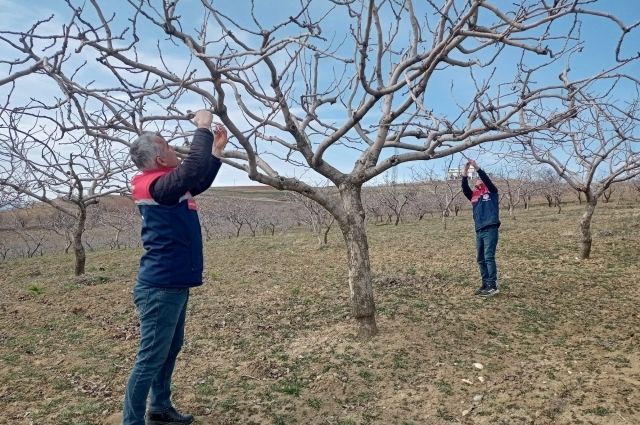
[[1, 1, 639, 186]]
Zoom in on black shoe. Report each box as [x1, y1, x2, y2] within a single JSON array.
[[479, 287, 500, 298], [146, 407, 194, 425], [474, 281, 488, 295]]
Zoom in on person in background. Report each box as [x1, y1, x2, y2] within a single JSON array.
[[461, 159, 501, 297], [123, 110, 227, 425]]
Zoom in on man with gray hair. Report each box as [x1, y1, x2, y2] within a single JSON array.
[[123, 110, 227, 425]]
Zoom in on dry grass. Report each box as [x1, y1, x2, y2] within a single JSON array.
[[1, 202, 639, 425]]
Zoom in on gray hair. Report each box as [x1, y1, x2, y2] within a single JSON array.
[[130, 132, 162, 171]]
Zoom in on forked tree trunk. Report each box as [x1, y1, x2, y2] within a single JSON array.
[[337, 185, 378, 339], [579, 196, 597, 260], [73, 207, 87, 276]]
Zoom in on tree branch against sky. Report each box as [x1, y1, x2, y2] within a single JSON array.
[[1, 0, 639, 337]]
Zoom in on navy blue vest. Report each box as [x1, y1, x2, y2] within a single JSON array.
[[131, 168, 204, 288]]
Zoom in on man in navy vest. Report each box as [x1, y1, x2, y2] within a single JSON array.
[[461, 160, 501, 297], [123, 110, 227, 425]]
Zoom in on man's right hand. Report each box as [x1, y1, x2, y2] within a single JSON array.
[[193, 110, 213, 129], [462, 162, 470, 177]]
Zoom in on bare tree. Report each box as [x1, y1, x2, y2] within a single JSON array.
[[496, 164, 535, 220], [376, 175, 416, 226], [218, 198, 251, 238], [289, 191, 336, 246], [633, 177, 640, 201], [0, 111, 130, 274], [408, 165, 439, 221], [537, 168, 564, 213], [96, 200, 139, 249], [434, 179, 463, 230], [520, 96, 640, 259], [363, 190, 387, 224], [10, 212, 45, 258], [602, 186, 615, 203], [39, 210, 76, 253], [196, 197, 226, 242], [2, 1, 638, 337]]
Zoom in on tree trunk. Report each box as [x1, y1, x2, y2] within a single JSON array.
[[115, 228, 122, 249], [323, 224, 331, 245], [73, 207, 87, 276], [579, 197, 597, 260], [315, 231, 323, 247], [338, 185, 378, 339]]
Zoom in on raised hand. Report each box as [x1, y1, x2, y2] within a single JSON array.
[[212, 123, 228, 158], [192, 109, 213, 129]]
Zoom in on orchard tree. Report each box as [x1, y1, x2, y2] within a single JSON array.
[[537, 168, 564, 213], [289, 190, 337, 246], [520, 94, 640, 259], [2, 1, 639, 337], [0, 110, 130, 274], [376, 175, 416, 226]]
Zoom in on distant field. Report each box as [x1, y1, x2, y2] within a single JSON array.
[[207, 185, 292, 202], [1, 202, 639, 424]]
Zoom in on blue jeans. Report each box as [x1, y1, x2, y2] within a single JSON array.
[[476, 226, 499, 286], [123, 285, 189, 425]]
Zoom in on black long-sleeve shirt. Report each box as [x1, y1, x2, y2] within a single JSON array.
[[150, 128, 221, 205]]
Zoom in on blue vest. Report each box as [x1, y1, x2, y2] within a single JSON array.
[[131, 168, 204, 288], [470, 184, 501, 232]]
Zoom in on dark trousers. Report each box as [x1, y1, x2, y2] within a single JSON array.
[[123, 285, 189, 425], [476, 225, 499, 287]]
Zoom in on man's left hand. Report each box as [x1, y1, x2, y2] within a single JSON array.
[[212, 123, 228, 158]]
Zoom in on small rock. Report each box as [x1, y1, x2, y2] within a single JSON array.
[[473, 362, 484, 370], [478, 376, 485, 383], [462, 409, 472, 416], [473, 394, 483, 403], [461, 379, 473, 385]]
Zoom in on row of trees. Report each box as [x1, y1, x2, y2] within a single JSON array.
[[1, 0, 639, 337], [3, 175, 638, 262]]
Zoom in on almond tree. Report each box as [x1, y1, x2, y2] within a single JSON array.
[[2, 1, 638, 337], [520, 95, 640, 259]]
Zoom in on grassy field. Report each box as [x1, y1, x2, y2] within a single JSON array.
[[1, 202, 639, 425]]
